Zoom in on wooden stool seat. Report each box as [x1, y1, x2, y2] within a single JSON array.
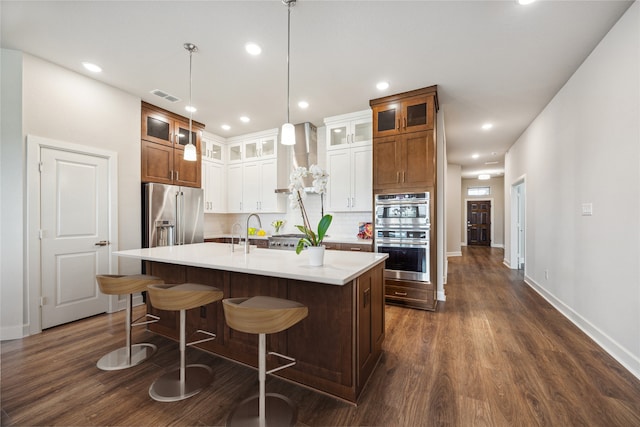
[[222, 296, 308, 334], [146, 283, 223, 402], [94, 274, 164, 371], [147, 283, 224, 312], [222, 296, 308, 427], [96, 274, 164, 295]]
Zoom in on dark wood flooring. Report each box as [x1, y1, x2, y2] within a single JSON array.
[[2, 247, 640, 426]]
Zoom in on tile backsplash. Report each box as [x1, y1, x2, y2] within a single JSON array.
[[204, 193, 372, 239]]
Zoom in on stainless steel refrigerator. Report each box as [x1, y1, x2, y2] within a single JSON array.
[[142, 183, 204, 248]]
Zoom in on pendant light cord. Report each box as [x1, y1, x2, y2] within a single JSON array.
[[286, 1, 291, 124], [188, 47, 193, 146]]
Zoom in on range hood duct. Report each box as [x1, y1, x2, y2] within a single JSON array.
[[276, 122, 318, 193]]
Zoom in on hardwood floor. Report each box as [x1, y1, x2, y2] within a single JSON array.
[[2, 246, 639, 426]]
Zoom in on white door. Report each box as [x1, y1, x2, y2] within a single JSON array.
[[40, 147, 110, 328]]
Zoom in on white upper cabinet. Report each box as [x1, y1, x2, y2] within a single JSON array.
[[325, 110, 372, 151], [202, 134, 225, 163], [324, 110, 373, 212]]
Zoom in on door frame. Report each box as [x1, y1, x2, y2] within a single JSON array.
[[463, 197, 494, 246], [26, 135, 119, 335], [509, 176, 526, 271]]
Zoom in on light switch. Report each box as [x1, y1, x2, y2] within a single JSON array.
[[581, 203, 593, 216]]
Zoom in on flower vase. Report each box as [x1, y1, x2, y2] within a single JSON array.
[[307, 245, 325, 266]]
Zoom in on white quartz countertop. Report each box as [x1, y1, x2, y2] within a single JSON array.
[[114, 243, 387, 286]]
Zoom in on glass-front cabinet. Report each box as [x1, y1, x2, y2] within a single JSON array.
[[372, 93, 435, 138], [244, 135, 277, 160], [325, 110, 372, 151], [227, 142, 243, 163]]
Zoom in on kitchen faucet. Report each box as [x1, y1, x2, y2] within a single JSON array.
[[230, 222, 242, 252], [245, 213, 262, 254]]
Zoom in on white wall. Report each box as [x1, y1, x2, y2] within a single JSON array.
[[1, 53, 142, 337], [1, 49, 25, 339], [504, 2, 639, 378], [446, 164, 462, 256], [461, 176, 504, 247]]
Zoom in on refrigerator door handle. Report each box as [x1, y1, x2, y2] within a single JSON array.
[[176, 191, 183, 245]]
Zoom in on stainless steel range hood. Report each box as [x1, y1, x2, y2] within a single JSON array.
[[275, 122, 318, 193]]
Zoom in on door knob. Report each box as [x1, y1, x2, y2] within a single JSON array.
[[95, 240, 110, 246]]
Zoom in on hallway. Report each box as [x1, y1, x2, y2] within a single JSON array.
[[2, 247, 639, 426]]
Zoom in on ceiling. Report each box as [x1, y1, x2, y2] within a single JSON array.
[[1, 0, 632, 178]]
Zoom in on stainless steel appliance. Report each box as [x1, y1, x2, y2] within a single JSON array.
[[268, 234, 306, 250], [143, 183, 204, 248], [375, 192, 430, 282]]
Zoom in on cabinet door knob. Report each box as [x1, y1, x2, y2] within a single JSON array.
[[394, 291, 408, 296]]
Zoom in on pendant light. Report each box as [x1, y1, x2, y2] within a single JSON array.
[[281, 0, 296, 146], [183, 43, 198, 161]]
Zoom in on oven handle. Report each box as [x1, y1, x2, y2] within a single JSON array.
[[376, 240, 429, 248]]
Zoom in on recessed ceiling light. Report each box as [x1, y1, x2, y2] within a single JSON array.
[[333, 129, 342, 133], [245, 43, 261, 56], [376, 81, 389, 90], [240, 116, 250, 123], [185, 105, 197, 113], [472, 153, 480, 159], [518, 0, 535, 5], [221, 124, 231, 131], [478, 174, 491, 180], [485, 161, 499, 165], [482, 123, 493, 130], [82, 62, 102, 73], [298, 101, 309, 109]]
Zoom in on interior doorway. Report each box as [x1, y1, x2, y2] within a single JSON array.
[[467, 200, 491, 246], [510, 179, 526, 270], [27, 135, 118, 333]]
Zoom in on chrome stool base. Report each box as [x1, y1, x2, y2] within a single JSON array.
[[97, 343, 157, 371], [149, 364, 213, 402], [227, 393, 296, 427]]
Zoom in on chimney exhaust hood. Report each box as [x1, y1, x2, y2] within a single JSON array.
[[275, 122, 318, 193]]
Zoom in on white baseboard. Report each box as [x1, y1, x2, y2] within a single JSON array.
[[460, 242, 467, 247], [503, 259, 511, 268], [0, 324, 27, 341], [491, 243, 504, 248], [437, 290, 446, 301], [447, 251, 462, 257], [524, 275, 640, 381]]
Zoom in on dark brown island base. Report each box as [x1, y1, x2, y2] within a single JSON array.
[[115, 243, 388, 403]]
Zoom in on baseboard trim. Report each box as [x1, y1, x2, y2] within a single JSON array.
[[447, 251, 462, 257], [437, 290, 446, 301], [0, 324, 27, 341], [491, 243, 504, 248], [524, 275, 640, 381]]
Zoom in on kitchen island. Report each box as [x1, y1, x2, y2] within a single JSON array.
[[114, 243, 388, 403]]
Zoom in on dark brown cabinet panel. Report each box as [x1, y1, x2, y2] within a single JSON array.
[[141, 102, 203, 188], [373, 130, 435, 191], [371, 89, 436, 138]]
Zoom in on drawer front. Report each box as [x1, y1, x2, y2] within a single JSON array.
[[385, 284, 429, 301]]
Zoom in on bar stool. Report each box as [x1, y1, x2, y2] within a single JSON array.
[[146, 283, 223, 402], [95, 274, 163, 371], [223, 296, 308, 427]]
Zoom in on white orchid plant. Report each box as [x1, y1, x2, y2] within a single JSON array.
[[288, 165, 332, 254]]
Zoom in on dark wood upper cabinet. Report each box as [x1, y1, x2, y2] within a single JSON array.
[[141, 102, 204, 188], [371, 86, 437, 138]]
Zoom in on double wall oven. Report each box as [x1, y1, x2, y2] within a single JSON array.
[[375, 192, 433, 309]]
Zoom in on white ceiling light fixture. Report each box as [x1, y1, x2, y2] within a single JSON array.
[[245, 42, 262, 56], [185, 105, 197, 113], [298, 100, 309, 109], [82, 62, 102, 73], [376, 81, 389, 91], [183, 43, 198, 162], [482, 123, 493, 130], [281, 0, 297, 146], [221, 124, 231, 131], [472, 153, 480, 159], [478, 174, 491, 180], [518, 0, 536, 5], [240, 116, 250, 123]]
